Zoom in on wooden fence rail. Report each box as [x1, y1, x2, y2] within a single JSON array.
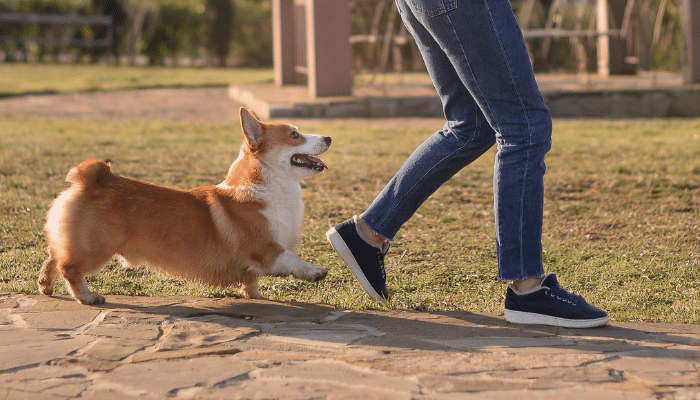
[[0, 13, 113, 50]]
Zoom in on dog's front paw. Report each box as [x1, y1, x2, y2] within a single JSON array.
[[297, 264, 328, 282], [270, 251, 328, 283], [305, 266, 328, 283], [76, 292, 106, 305], [38, 285, 54, 296], [242, 285, 265, 300]]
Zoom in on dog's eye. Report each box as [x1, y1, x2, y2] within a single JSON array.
[[290, 131, 300, 139]]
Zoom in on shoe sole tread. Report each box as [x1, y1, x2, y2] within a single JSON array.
[[504, 309, 608, 328]]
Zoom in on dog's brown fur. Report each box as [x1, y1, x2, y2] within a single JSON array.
[[39, 108, 330, 304]]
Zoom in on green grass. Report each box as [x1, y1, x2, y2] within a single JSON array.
[[0, 64, 273, 97], [1, 114, 699, 323]]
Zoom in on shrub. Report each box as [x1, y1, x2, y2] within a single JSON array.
[[0, 0, 271, 66]]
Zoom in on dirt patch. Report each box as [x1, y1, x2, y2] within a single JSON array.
[[0, 87, 242, 122], [0, 86, 446, 130]]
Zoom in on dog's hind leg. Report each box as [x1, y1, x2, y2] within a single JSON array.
[[240, 281, 264, 300], [38, 250, 58, 296], [269, 250, 328, 283], [56, 252, 112, 305], [61, 266, 106, 305], [239, 270, 264, 299]]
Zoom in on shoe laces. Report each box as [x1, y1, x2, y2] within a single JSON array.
[[545, 285, 583, 307], [374, 244, 389, 281]]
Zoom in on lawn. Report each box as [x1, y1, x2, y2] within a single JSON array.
[[0, 63, 273, 96], [1, 110, 699, 323], [0, 63, 421, 97]]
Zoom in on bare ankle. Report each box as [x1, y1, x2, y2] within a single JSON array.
[[355, 216, 387, 246], [512, 277, 543, 293]]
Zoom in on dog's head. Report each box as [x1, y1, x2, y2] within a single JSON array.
[[239, 108, 331, 180]]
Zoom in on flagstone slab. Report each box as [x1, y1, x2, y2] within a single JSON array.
[[234, 334, 348, 355], [351, 334, 455, 351], [422, 374, 577, 392], [15, 309, 102, 331], [421, 335, 574, 350], [419, 387, 660, 400], [127, 345, 242, 363], [83, 338, 153, 361], [79, 390, 158, 400], [486, 365, 620, 384], [96, 356, 255, 398], [87, 311, 165, 340], [0, 364, 90, 398], [203, 379, 414, 400], [252, 359, 421, 393], [333, 309, 558, 340], [50, 357, 121, 372], [605, 356, 698, 373], [179, 298, 337, 323], [0, 293, 38, 309], [157, 315, 259, 350], [0, 330, 95, 372], [257, 321, 384, 345], [341, 351, 608, 375]]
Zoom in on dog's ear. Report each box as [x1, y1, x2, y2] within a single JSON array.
[[239, 108, 264, 147]]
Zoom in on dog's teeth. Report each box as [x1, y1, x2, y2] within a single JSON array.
[[291, 154, 327, 171]]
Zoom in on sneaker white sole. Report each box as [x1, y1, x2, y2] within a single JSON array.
[[504, 309, 609, 328], [326, 227, 386, 304]]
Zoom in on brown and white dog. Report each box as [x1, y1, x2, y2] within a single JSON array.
[[38, 108, 330, 304]]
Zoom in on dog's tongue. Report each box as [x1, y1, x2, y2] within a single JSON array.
[[291, 154, 328, 171]]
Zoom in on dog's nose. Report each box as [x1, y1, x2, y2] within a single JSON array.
[[324, 137, 332, 145]]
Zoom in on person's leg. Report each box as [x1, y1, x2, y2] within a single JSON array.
[[401, 0, 605, 327], [381, 0, 605, 326], [328, 0, 606, 327], [360, 0, 498, 242], [382, 0, 551, 283], [327, 0, 498, 303]]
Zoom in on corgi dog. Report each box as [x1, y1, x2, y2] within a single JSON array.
[[38, 108, 331, 304]]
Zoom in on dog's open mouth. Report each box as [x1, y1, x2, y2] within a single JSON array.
[[291, 154, 327, 172]]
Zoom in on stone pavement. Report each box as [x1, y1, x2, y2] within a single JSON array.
[[1, 292, 698, 399]]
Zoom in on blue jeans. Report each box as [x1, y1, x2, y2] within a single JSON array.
[[360, 0, 552, 282]]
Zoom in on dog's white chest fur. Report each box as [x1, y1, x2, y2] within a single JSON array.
[[259, 175, 304, 251]]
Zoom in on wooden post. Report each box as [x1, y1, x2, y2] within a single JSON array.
[[596, 0, 610, 77], [607, 0, 635, 75], [272, 0, 352, 97], [682, 0, 700, 84]]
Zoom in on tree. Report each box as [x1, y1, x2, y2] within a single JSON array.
[[206, 0, 234, 66]]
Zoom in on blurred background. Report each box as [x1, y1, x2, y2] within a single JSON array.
[[0, 0, 684, 74]]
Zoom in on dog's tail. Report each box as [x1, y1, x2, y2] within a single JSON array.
[[66, 159, 113, 190]]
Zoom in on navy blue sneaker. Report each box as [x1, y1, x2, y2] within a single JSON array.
[[326, 216, 391, 303], [504, 273, 608, 328]]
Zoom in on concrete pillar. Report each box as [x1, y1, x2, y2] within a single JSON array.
[[272, 0, 352, 97], [682, 0, 700, 84], [305, 0, 352, 97], [273, 0, 297, 85]]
